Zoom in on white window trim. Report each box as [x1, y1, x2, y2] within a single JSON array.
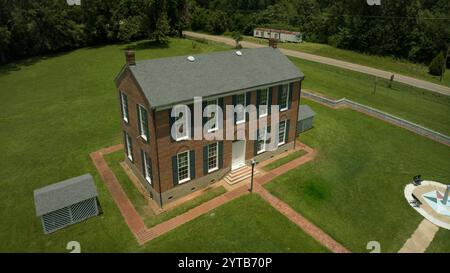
[[177, 151, 191, 184], [257, 127, 267, 154], [208, 143, 219, 173], [138, 105, 148, 141], [235, 93, 246, 124], [278, 120, 287, 146], [125, 133, 133, 161], [142, 151, 152, 184], [120, 91, 128, 123], [207, 99, 219, 132], [259, 88, 269, 118], [280, 84, 289, 112]]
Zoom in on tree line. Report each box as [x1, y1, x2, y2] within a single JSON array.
[[0, 0, 189, 63], [190, 0, 449, 68], [0, 0, 448, 70]]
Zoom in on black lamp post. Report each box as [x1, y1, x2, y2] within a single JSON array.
[[250, 159, 256, 193]]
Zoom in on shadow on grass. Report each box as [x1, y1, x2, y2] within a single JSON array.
[[0, 57, 43, 76], [0, 51, 70, 76]]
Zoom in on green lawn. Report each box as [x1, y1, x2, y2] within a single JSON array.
[[290, 57, 450, 136], [142, 194, 328, 252], [104, 151, 226, 228], [1, 35, 449, 252], [263, 150, 307, 171], [0, 38, 231, 252], [0, 38, 328, 253], [265, 100, 450, 252], [241, 35, 450, 87], [427, 229, 450, 253]]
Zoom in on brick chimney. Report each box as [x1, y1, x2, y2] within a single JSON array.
[[125, 50, 136, 66], [268, 38, 278, 49]]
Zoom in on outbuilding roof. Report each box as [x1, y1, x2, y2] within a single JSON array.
[[298, 105, 316, 121], [254, 27, 301, 35], [126, 47, 304, 109], [34, 174, 98, 216]]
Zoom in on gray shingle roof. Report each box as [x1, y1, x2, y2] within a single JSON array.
[[128, 47, 304, 109], [34, 174, 98, 216], [298, 105, 316, 121]]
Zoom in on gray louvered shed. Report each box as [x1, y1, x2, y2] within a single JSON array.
[[34, 174, 100, 234], [297, 105, 316, 134]]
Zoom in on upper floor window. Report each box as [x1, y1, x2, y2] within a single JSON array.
[[120, 91, 129, 123], [208, 142, 219, 172], [138, 105, 149, 141], [124, 131, 133, 161], [235, 93, 246, 124], [141, 150, 152, 184], [259, 89, 269, 118], [173, 105, 190, 141], [177, 151, 190, 183], [257, 127, 267, 154], [207, 99, 219, 132], [278, 120, 287, 146], [279, 84, 289, 111]]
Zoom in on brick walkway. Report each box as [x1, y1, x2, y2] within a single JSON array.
[[91, 142, 350, 252], [252, 143, 350, 253]]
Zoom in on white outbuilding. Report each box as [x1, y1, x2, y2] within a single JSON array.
[[253, 28, 302, 43]]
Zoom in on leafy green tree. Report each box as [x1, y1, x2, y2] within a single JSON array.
[[231, 31, 243, 48], [167, 0, 191, 37], [429, 52, 445, 76], [153, 12, 171, 43], [0, 27, 11, 63], [118, 16, 145, 42]]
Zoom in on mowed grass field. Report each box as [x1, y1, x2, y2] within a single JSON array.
[[0, 38, 328, 252], [241, 35, 450, 87], [1, 37, 449, 252], [104, 151, 227, 228], [290, 57, 450, 136], [427, 229, 450, 253], [265, 100, 450, 252]]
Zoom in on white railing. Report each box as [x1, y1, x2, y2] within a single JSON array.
[[302, 91, 450, 146]]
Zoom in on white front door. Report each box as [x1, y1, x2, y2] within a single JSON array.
[[232, 140, 246, 170]]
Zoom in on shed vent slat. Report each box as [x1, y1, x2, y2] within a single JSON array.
[[42, 207, 71, 233], [70, 198, 98, 223], [41, 198, 99, 234]]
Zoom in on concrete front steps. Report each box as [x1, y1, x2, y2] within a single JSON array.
[[224, 165, 258, 185]]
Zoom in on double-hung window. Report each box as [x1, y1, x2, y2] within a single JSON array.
[[278, 120, 287, 146], [120, 91, 129, 123], [235, 93, 246, 124], [138, 105, 149, 141], [207, 99, 219, 132], [279, 84, 289, 111], [257, 127, 267, 154], [208, 143, 219, 172], [259, 89, 269, 117], [125, 132, 133, 161], [177, 151, 190, 183], [141, 150, 152, 184]]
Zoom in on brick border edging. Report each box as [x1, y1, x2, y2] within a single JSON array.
[[89, 144, 147, 242], [91, 142, 350, 252]]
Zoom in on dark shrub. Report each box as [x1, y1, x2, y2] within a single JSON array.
[[429, 52, 445, 76]]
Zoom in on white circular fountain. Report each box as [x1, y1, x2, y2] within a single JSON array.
[[404, 180, 450, 230]]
